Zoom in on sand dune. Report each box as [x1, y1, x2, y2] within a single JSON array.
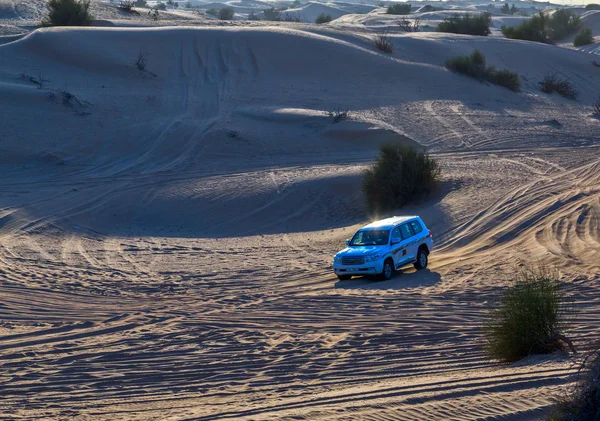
[[1, 18, 600, 421]]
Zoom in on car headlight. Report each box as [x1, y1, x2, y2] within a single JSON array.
[[365, 254, 380, 262], [334, 255, 342, 263]]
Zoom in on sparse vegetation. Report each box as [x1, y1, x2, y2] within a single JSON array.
[[547, 349, 600, 421], [21, 73, 48, 89], [148, 6, 160, 19], [502, 10, 580, 43], [539, 74, 578, 100], [41, 0, 93, 27], [328, 109, 348, 123], [398, 17, 421, 32], [218, 6, 234, 20], [437, 12, 491, 36], [315, 13, 332, 24], [362, 145, 441, 213], [573, 28, 594, 47], [445, 50, 520, 91], [373, 32, 394, 53], [386, 3, 411, 15], [593, 96, 600, 116], [135, 49, 147, 71], [484, 267, 575, 363], [263, 7, 281, 20]]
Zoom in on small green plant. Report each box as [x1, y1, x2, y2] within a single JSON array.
[[445, 50, 520, 91], [315, 13, 332, 24], [373, 32, 393, 53], [41, 0, 93, 26], [437, 12, 491, 36], [539, 74, 578, 100], [574, 28, 594, 47], [484, 267, 575, 363], [386, 3, 411, 15], [362, 145, 440, 213], [219, 6, 234, 20]]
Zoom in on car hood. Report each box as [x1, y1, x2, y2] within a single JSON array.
[[336, 246, 385, 257]]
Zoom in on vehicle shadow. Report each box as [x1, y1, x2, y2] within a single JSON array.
[[334, 268, 442, 290]]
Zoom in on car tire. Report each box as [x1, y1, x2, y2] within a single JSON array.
[[414, 247, 428, 270], [379, 259, 394, 280], [337, 275, 352, 281]]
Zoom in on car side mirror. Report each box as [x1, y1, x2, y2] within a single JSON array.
[[345, 239, 350, 246], [391, 238, 401, 245]]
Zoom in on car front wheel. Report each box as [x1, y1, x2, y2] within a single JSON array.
[[379, 259, 394, 280]]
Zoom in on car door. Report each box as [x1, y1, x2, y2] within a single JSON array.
[[399, 223, 417, 263], [390, 225, 409, 268]]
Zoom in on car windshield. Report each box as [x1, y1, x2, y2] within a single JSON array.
[[349, 229, 390, 246]]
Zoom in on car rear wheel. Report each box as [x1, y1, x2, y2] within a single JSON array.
[[379, 259, 394, 280], [414, 247, 428, 270], [337, 275, 352, 281]]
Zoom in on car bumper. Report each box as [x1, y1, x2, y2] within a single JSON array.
[[333, 261, 383, 276]]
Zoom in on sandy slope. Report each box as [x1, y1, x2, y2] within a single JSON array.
[[1, 25, 600, 420]]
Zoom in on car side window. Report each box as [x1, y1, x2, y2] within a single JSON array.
[[391, 227, 401, 243], [410, 221, 423, 235], [399, 223, 412, 240]]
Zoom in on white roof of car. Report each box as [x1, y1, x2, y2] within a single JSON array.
[[361, 216, 418, 230]]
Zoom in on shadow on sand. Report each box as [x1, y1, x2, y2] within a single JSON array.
[[334, 268, 442, 290]]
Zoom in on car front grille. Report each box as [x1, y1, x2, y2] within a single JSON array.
[[341, 256, 365, 265]]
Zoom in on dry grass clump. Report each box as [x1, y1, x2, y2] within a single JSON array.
[[373, 33, 394, 53], [362, 145, 440, 213], [539, 74, 578, 100], [484, 268, 575, 363]]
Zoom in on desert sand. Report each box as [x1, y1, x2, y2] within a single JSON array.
[[1, 0, 600, 420]]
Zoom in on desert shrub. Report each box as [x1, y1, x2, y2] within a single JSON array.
[[398, 17, 421, 32], [263, 7, 280, 20], [315, 13, 332, 24], [219, 6, 234, 20], [484, 268, 574, 363], [328, 109, 348, 123], [547, 349, 600, 421], [502, 10, 580, 43], [362, 145, 440, 213], [148, 6, 159, 19], [446, 50, 520, 91], [373, 32, 393, 53], [135, 49, 147, 70], [205, 8, 217, 16], [549, 9, 581, 41], [487, 68, 520, 91], [573, 28, 594, 47], [386, 3, 411, 15], [585, 3, 600, 10], [437, 12, 491, 36], [155, 2, 166, 10], [41, 0, 93, 26], [539, 74, 578, 100]]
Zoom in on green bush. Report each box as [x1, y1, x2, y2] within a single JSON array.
[[574, 28, 594, 47], [445, 50, 520, 91], [547, 349, 600, 421], [386, 3, 411, 15], [155, 2, 166, 10], [437, 13, 491, 36], [362, 145, 440, 213], [263, 7, 281, 21], [219, 6, 234, 20], [502, 10, 580, 43], [205, 7, 217, 16], [41, 0, 93, 26], [315, 13, 332, 24], [484, 268, 574, 363], [539, 74, 578, 100], [585, 3, 600, 10]]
